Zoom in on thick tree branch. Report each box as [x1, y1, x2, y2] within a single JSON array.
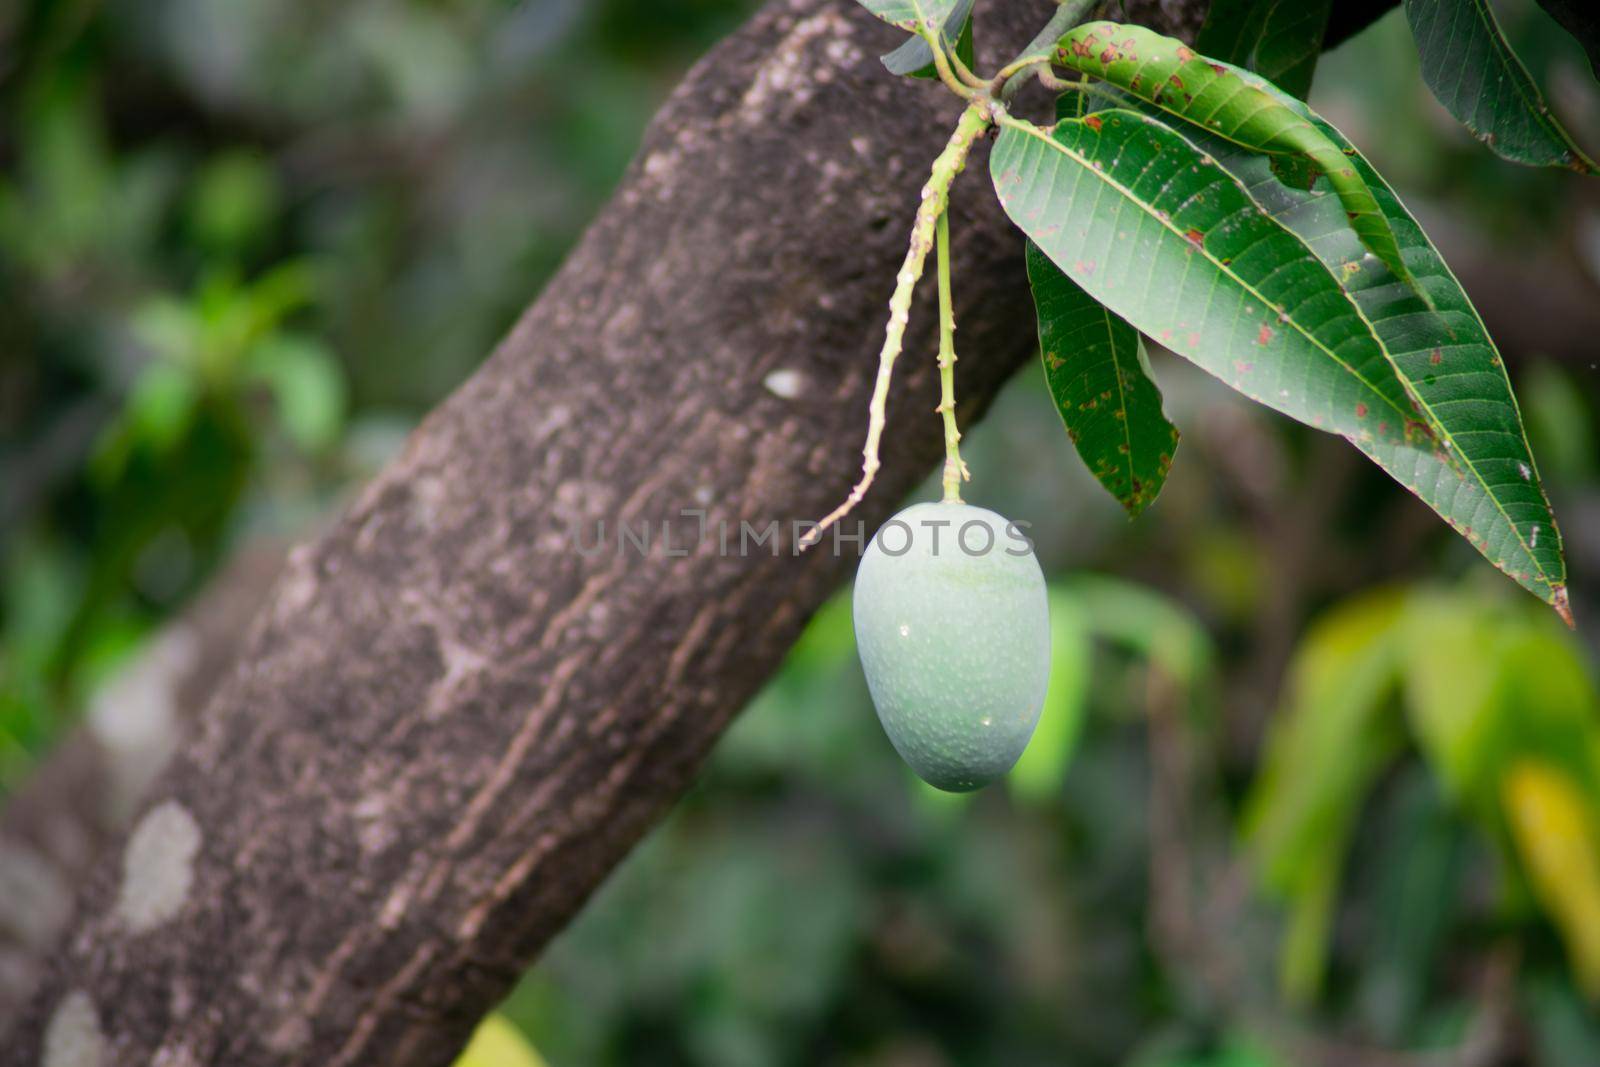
[[0, 545, 284, 1019], [6, 3, 1207, 1064]]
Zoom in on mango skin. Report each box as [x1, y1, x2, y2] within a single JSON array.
[[852, 501, 1051, 792]]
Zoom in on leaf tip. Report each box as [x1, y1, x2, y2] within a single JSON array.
[[1553, 585, 1576, 630]]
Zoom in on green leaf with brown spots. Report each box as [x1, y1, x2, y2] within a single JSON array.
[[1026, 241, 1177, 516], [1050, 21, 1427, 302], [852, 0, 964, 35], [988, 103, 1570, 617], [1104, 62, 1570, 618], [1404, 0, 1598, 173], [881, 0, 974, 79], [1196, 0, 1333, 99]]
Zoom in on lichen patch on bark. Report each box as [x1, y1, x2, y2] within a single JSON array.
[[114, 801, 201, 933], [41, 991, 105, 1067]]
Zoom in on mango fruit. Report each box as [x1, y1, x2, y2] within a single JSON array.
[[852, 501, 1051, 791]]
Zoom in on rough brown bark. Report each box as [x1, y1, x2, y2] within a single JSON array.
[[0, 544, 285, 1019], [6, 3, 1207, 1064]]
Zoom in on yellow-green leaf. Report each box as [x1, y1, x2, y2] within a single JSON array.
[[452, 1014, 546, 1067], [1503, 761, 1600, 998]]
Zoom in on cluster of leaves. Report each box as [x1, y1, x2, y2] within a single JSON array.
[[855, 0, 1598, 623], [1249, 586, 1600, 1012]]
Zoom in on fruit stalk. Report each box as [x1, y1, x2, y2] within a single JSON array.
[[803, 101, 990, 547], [935, 209, 968, 503]]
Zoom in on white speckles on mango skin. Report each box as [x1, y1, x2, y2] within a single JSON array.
[[853, 502, 1051, 792]]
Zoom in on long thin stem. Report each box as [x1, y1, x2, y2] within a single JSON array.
[[996, 0, 1101, 99], [945, 43, 988, 90], [802, 102, 990, 548], [934, 210, 968, 503], [925, 23, 979, 100]]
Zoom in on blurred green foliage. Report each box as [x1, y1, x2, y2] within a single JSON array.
[[1248, 587, 1600, 1007], [5, 1, 1600, 1065], [0, 0, 758, 778]]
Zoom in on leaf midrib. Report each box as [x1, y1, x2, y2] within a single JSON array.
[[998, 111, 1415, 429], [1325, 122, 1559, 590], [1230, 100, 1559, 591], [1087, 84, 1559, 592], [1099, 302, 1140, 496]]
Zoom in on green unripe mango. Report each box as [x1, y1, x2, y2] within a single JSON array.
[[852, 501, 1051, 792]]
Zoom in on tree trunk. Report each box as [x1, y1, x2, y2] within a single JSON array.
[[5, 2, 1232, 1063]]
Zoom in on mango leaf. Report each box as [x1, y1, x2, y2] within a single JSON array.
[[1008, 589, 1091, 804], [1355, 770, 1465, 1040], [881, 0, 974, 78], [1533, 0, 1600, 77], [1026, 241, 1178, 516], [1051, 21, 1426, 300], [1497, 623, 1600, 795], [1242, 589, 1408, 1000], [1064, 574, 1215, 705], [1196, 0, 1333, 99], [1279, 839, 1343, 1004], [125, 362, 200, 454], [852, 0, 963, 35], [1148, 1035, 1285, 1067], [1503, 761, 1600, 998], [1401, 592, 1513, 806], [452, 1014, 546, 1067], [989, 105, 1568, 614], [1402, 0, 1598, 172], [1125, 65, 1571, 616], [245, 334, 346, 452]]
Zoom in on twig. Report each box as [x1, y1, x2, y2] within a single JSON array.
[[801, 102, 990, 547], [924, 21, 980, 100], [996, 0, 1102, 99], [934, 211, 968, 502]]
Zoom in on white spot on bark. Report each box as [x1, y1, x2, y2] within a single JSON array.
[[762, 368, 805, 399], [42, 991, 105, 1067], [116, 801, 201, 932], [642, 150, 676, 182], [0, 841, 72, 947], [424, 636, 490, 720], [275, 545, 320, 616], [408, 474, 450, 530], [824, 37, 862, 68], [739, 12, 844, 117], [152, 1046, 201, 1067], [265, 1013, 312, 1053], [351, 790, 398, 855], [86, 628, 197, 823], [378, 882, 413, 929]]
